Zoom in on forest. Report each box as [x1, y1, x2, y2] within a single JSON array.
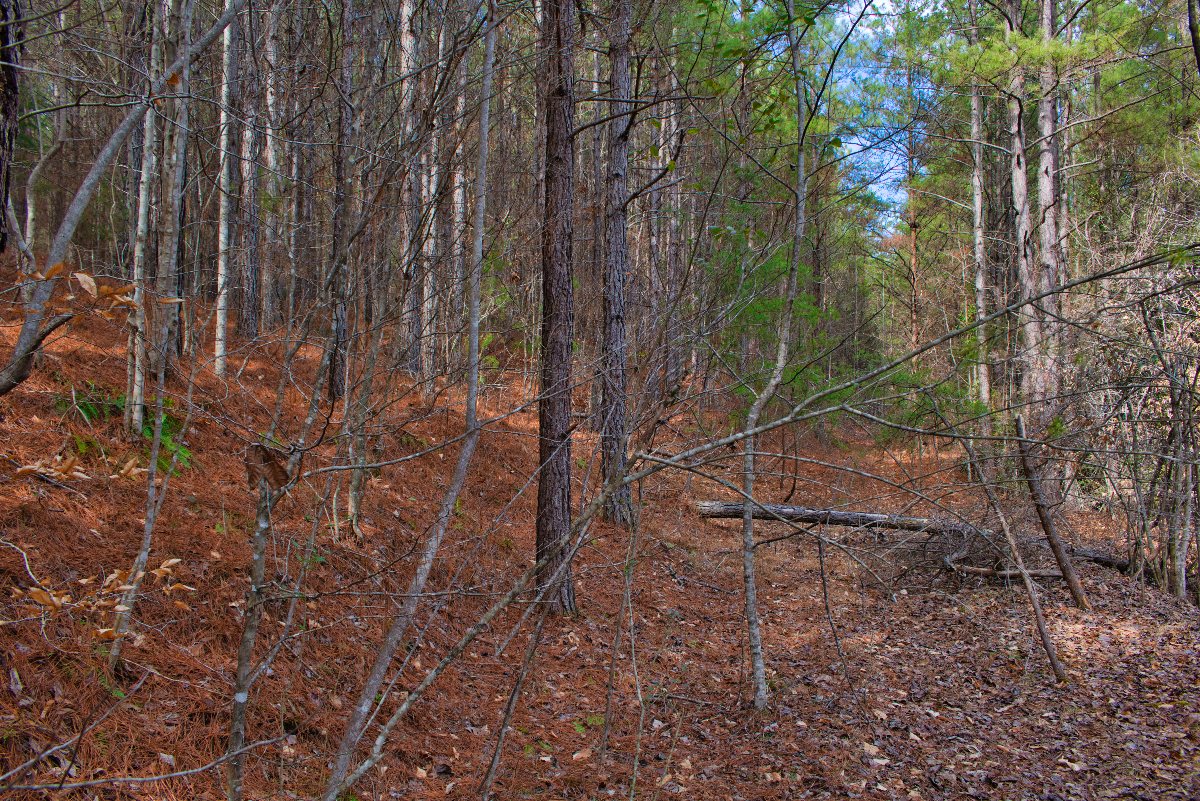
[[0, 0, 1198, 795]]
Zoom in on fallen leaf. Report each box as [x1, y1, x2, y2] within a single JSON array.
[[74, 272, 97, 297]]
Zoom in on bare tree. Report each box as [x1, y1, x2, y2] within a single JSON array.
[[737, 0, 808, 709]]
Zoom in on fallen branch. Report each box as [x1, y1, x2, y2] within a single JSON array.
[[1070, 546, 1129, 573], [1026, 541, 1130, 573], [696, 500, 982, 538], [698, 500, 1129, 583], [949, 563, 1063, 580]]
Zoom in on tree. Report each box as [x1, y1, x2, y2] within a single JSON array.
[[599, 0, 635, 528], [0, 0, 21, 254], [536, 0, 578, 613]]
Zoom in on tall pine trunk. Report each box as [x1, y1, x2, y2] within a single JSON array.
[[214, 0, 238, 376], [536, 0, 578, 613], [1005, 0, 1044, 425], [970, 0, 991, 435], [599, 0, 634, 527]]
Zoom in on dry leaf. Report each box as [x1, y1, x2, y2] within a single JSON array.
[[74, 272, 97, 297], [26, 587, 59, 609], [109, 295, 139, 309], [245, 444, 289, 490], [100, 283, 135, 297]]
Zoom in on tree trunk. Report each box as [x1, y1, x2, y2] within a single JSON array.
[[1006, 0, 1046, 427], [237, 28, 262, 339], [214, 0, 238, 376], [1035, 0, 1062, 407], [152, 0, 195, 376], [224, 479, 276, 801], [1188, 0, 1200, 81], [325, 0, 356, 403], [599, 0, 634, 528], [0, 0, 21, 254], [969, 0, 991, 432], [1016, 415, 1091, 610], [124, 14, 160, 436], [535, 0, 578, 614], [259, 0, 283, 329]]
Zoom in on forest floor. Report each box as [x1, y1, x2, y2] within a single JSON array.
[[1, 301, 1199, 800]]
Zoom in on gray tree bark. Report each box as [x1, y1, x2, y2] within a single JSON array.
[[1035, 0, 1062, 410], [970, 0, 991, 431], [1005, 0, 1046, 425], [213, 0, 239, 377]]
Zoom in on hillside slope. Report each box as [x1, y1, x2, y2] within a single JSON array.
[[1, 310, 1198, 800]]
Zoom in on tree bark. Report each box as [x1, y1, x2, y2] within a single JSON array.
[[1006, 0, 1047, 428], [1035, 0, 1062, 405], [535, 0, 578, 614], [969, 0, 991, 431], [0, 0, 21, 254], [599, 0, 634, 528], [214, 0, 239, 377], [124, 7, 160, 435], [152, 0, 195, 375], [237, 22, 262, 338], [325, 0, 356, 402]]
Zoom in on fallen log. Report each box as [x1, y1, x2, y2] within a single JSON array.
[[696, 501, 1133, 578], [1070, 546, 1129, 573], [695, 501, 982, 538], [949, 563, 1063, 580]]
